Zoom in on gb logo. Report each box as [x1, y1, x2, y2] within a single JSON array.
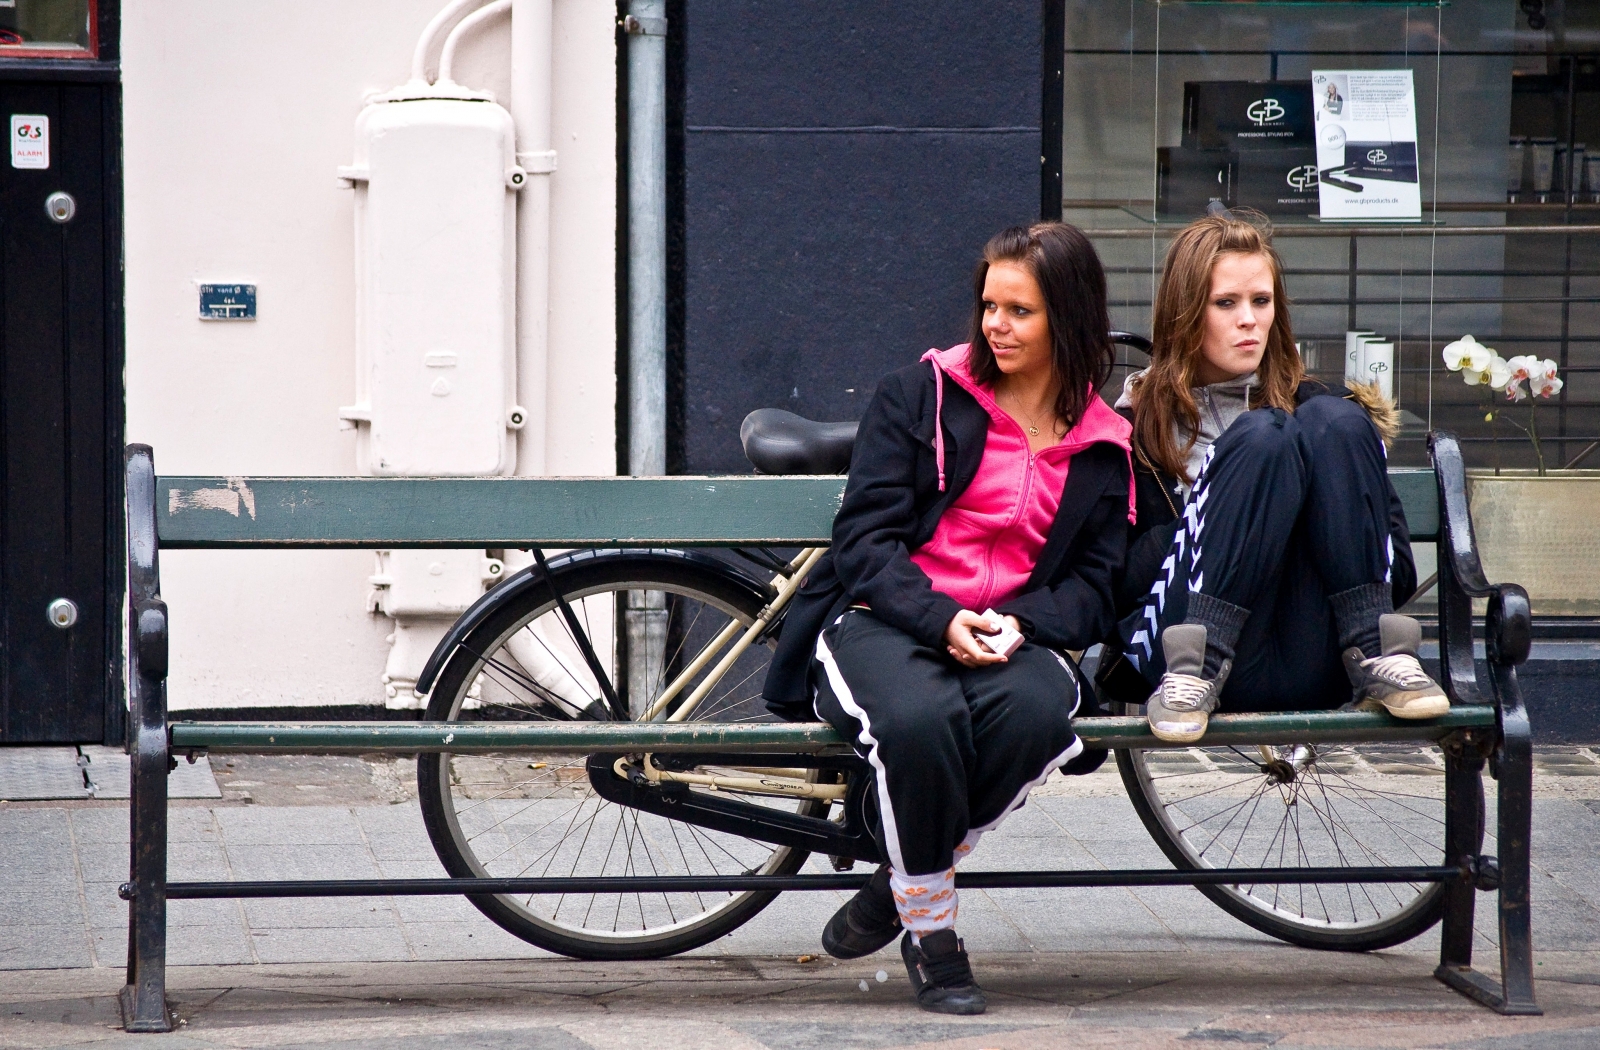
[[1367, 149, 1389, 164], [1285, 165, 1318, 192], [1247, 98, 1285, 126]]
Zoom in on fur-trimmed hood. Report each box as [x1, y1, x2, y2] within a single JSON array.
[[1342, 379, 1400, 448]]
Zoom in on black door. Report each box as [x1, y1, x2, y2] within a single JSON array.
[[0, 79, 119, 743]]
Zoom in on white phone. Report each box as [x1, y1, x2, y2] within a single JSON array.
[[976, 609, 1024, 657]]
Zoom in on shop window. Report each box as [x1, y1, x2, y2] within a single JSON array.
[[1065, 0, 1600, 616], [1066, 0, 1598, 468]]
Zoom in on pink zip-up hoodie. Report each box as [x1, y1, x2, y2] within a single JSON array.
[[909, 344, 1135, 613]]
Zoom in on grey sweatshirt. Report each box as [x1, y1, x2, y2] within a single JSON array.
[[1116, 370, 1257, 496]]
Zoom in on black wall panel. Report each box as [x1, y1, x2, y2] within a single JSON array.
[[680, 1, 1047, 472]]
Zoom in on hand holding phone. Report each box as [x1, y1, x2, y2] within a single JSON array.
[[976, 609, 1024, 657]]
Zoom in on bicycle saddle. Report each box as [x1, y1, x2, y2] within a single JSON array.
[[740, 408, 857, 475]]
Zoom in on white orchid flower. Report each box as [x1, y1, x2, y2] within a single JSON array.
[[1487, 353, 1512, 390], [1502, 355, 1539, 402], [1443, 335, 1511, 388], [1529, 358, 1563, 399], [1504, 354, 1537, 380], [1442, 334, 1490, 373]]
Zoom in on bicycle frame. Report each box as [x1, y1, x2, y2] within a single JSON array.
[[626, 545, 832, 803], [643, 546, 824, 723]]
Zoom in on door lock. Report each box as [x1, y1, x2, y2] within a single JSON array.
[[45, 191, 76, 224], [47, 598, 78, 628]]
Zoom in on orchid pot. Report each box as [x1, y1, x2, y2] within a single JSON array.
[[1467, 469, 1600, 617]]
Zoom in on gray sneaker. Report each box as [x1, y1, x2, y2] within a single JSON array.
[[1146, 624, 1229, 744], [1342, 614, 1450, 720]]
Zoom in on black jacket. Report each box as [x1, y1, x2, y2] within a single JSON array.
[[1113, 379, 1417, 621], [762, 361, 1132, 720]]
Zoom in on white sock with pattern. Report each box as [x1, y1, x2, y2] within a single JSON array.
[[890, 866, 957, 945]]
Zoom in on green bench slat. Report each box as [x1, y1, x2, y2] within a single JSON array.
[[155, 468, 1437, 548], [156, 476, 846, 548], [1388, 468, 1438, 542], [171, 705, 1493, 754]]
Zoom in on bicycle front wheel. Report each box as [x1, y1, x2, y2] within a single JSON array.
[[1116, 716, 1456, 951], [417, 548, 824, 960]]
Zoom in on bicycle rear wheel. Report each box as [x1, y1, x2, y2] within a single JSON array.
[[417, 549, 825, 960]]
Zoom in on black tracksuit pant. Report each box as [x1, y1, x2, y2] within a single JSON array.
[[811, 608, 1082, 877], [1118, 394, 1398, 711]]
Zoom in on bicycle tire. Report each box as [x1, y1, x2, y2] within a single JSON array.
[[1115, 703, 1454, 952], [417, 548, 825, 960]]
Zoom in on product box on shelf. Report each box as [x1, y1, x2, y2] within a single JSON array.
[[1235, 147, 1320, 216], [1182, 81, 1314, 150]]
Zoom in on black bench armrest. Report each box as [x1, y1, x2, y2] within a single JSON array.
[[125, 445, 167, 747], [1428, 432, 1532, 711]]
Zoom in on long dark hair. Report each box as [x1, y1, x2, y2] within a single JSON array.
[[966, 222, 1114, 429], [1130, 213, 1301, 482]]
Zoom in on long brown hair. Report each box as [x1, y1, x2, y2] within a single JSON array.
[[1130, 213, 1302, 481], [967, 222, 1114, 430]]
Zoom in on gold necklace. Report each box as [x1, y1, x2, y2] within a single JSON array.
[[1003, 389, 1054, 437]]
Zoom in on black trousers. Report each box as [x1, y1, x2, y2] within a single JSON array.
[[811, 609, 1082, 876], [1117, 395, 1397, 711]]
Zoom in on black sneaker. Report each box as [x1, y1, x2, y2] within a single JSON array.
[[900, 929, 986, 1015], [821, 864, 901, 959]]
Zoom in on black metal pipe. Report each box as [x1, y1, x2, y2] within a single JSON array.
[[154, 865, 1467, 899]]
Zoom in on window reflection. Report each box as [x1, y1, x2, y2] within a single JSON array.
[[0, 0, 94, 57], [1066, 0, 1599, 478]]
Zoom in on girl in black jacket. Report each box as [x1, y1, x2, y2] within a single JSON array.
[[761, 223, 1132, 1014], [1101, 214, 1447, 744]]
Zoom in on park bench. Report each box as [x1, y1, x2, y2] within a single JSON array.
[[118, 428, 1538, 1032]]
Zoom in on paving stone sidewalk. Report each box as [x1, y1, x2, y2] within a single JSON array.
[[4, 751, 1600, 1048]]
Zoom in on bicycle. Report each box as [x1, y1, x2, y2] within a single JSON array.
[[408, 334, 1463, 962]]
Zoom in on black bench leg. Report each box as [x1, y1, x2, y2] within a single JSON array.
[[120, 707, 173, 1032], [1492, 703, 1541, 1014], [120, 445, 174, 1033], [1435, 713, 1542, 1015], [1435, 730, 1486, 977]]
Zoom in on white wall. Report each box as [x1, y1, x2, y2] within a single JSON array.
[[122, 1, 617, 710]]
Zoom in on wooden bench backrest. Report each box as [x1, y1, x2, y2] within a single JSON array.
[[152, 469, 1440, 549]]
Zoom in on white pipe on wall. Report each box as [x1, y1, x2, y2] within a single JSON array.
[[437, 0, 512, 85], [511, 0, 555, 475], [411, 0, 490, 84], [627, 0, 667, 477]]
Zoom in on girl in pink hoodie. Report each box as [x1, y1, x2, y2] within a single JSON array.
[[764, 224, 1133, 1014]]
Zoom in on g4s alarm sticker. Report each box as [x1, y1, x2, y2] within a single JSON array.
[[10, 114, 48, 170]]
